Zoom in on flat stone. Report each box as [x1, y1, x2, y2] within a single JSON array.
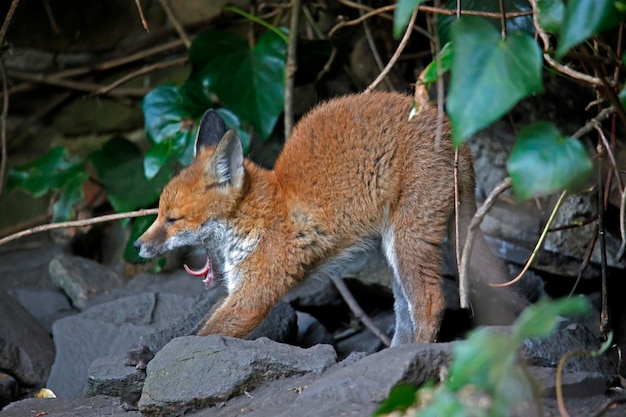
[[48, 254, 126, 310], [84, 355, 145, 398], [138, 336, 337, 417]]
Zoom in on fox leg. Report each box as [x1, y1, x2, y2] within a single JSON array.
[[383, 218, 447, 344]]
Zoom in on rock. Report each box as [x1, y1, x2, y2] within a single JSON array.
[[199, 342, 452, 417], [48, 254, 127, 310], [248, 300, 297, 343], [8, 288, 75, 333], [0, 373, 18, 408], [295, 311, 334, 348], [529, 366, 607, 397], [84, 355, 145, 398], [46, 292, 196, 398], [0, 395, 142, 417], [522, 323, 616, 375], [544, 194, 625, 269], [0, 289, 55, 389], [0, 241, 65, 291], [138, 336, 337, 416]]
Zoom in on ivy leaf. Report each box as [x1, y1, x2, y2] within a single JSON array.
[[422, 42, 453, 88], [190, 29, 287, 139], [393, 0, 426, 38], [141, 82, 248, 178], [507, 121, 593, 200], [125, 214, 157, 264], [556, 0, 626, 59], [512, 297, 590, 342], [373, 384, 418, 416], [447, 16, 543, 145], [8, 147, 88, 221], [536, 0, 565, 33], [87, 137, 172, 212]]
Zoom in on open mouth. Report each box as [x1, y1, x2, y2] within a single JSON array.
[[183, 254, 214, 288]]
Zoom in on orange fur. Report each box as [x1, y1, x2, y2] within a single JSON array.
[[135, 92, 523, 344]]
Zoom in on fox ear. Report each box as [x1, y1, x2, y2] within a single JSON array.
[[194, 109, 227, 158], [207, 130, 244, 188]]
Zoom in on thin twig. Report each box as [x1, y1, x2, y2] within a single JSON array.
[[364, 7, 418, 93], [491, 190, 568, 288], [0, 0, 20, 46], [331, 276, 391, 347], [284, 0, 300, 138], [459, 177, 511, 297], [357, 0, 394, 90], [6, 70, 150, 97], [94, 57, 188, 96], [498, 0, 507, 39], [598, 165, 610, 338], [134, 0, 150, 32], [0, 60, 7, 199], [528, 0, 606, 87], [328, 5, 397, 39], [0, 209, 159, 247], [158, 0, 191, 48], [593, 122, 623, 192]]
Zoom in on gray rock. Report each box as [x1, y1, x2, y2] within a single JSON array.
[[0, 395, 141, 417], [522, 323, 616, 375], [0, 372, 18, 408], [48, 254, 127, 310], [84, 355, 145, 398], [201, 342, 452, 417], [47, 292, 196, 398], [295, 311, 334, 348], [529, 366, 607, 398], [8, 287, 75, 333], [138, 336, 337, 417], [0, 289, 55, 388]]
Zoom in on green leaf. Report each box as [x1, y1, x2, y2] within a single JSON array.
[[52, 172, 88, 222], [513, 297, 590, 342], [507, 121, 593, 200], [373, 384, 418, 416], [8, 147, 76, 197], [125, 215, 157, 264], [8, 146, 89, 221], [88, 137, 173, 212], [422, 42, 453, 88], [556, 0, 626, 59], [393, 0, 426, 38], [190, 29, 287, 138], [447, 16, 543, 145], [437, 0, 534, 45], [536, 0, 565, 33]]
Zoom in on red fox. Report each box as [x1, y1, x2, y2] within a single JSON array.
[[135, 91, 524, 345]]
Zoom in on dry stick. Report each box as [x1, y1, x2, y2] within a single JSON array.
[[357, 0, 394, 90], [0, 0, 20, 46], [158, 0, 191, 49], [47, 39, 186, 80], [598, 167, 610, 338], [458, 177, 511, 299], [332, 276, 391, 347], [284, 0, 300, 138], [364, 6, 418, 93], [0, 208, 159, 247], [0, 60, 7, 199], [328, 5, 398, 38], [6, 70, 150, 97], [134, 0, 150, 32], [94, 57, 188, 96], [491, 189, 568, 288], [593, 122, 623, 192], [528, 0, 605, 87], [338, 0, 532, 19], [619, 187, 626, 260]]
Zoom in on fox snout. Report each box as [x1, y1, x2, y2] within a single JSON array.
[[133, 238, 161, 259]]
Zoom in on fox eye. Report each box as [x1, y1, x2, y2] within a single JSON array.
[[165, 217, 180, 225]]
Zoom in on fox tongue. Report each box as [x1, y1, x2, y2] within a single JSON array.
[[183, 256, 213, 288]]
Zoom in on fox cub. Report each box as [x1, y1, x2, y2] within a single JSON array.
[[135, 91, 523, 345]]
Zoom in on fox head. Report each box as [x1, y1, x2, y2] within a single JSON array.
[[134, 109, 245, 259]]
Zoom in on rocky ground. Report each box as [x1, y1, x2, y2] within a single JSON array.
[[0, 227, 625, 417]]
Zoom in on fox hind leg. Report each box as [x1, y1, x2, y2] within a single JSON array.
[[383, 221, 446, 344]]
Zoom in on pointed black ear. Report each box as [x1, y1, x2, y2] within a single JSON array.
[[194, 109, 227, 157], [207, 130, 244, 188]]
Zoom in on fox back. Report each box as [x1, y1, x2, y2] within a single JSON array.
[[135, 91, 523, 344]]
